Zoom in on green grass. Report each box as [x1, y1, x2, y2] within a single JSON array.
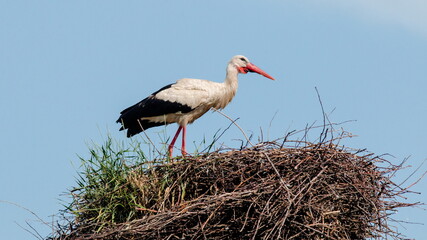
[[68, 137, 159, 230]]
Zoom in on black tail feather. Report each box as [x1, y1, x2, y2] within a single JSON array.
[[117, 118, 167, 138]]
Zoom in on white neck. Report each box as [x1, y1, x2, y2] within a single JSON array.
[[211, 63, 239, 110], [225, 63, 239, 89]]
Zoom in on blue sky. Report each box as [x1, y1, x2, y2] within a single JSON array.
[[1, 1, 426, 239]]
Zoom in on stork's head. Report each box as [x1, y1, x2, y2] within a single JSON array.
[[230, 55, 275, 80]]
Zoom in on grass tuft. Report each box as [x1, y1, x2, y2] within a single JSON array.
[[69, 137, 162, 230]]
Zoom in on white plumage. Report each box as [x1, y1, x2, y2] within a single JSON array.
[[117, 55, 274, 157]]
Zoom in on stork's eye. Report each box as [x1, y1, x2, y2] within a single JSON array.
[[240, 57, 247, 62]]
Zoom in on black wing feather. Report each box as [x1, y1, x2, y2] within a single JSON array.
[[116, 84, 193, 137]]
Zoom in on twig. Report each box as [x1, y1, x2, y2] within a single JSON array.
[[0, 200, 48, 239], [212, 109, 254, 147], [136, 119, 163, 157]]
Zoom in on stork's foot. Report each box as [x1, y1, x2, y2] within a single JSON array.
[[167, 148, 189, 159], [181, 149, 189, 157]]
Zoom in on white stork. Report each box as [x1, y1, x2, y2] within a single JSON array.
[[117, 55, 274, 157]]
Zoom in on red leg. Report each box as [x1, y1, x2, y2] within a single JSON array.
[[168, 126, 182, 158], [181, 125, 188, 156]]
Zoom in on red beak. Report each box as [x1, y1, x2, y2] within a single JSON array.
[[246, 63, 275, 80]]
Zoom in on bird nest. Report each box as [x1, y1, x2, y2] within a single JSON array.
[[51, 139, 418, 240]]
